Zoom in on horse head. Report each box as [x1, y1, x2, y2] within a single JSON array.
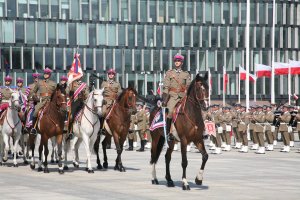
[[117, 87, 138, 114], [87, 88, 104, 116], [53, 84, 68, 113], [187, 72, 209, 111], [10, 91, 21, 111]]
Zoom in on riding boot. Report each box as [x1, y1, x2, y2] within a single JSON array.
[[125, 139, 133, 151], [136, 140, 145, 152], [166, 118, 174, 141], [99, 116, 106, 135], [66, 116, 74, 141], [30, 117, 37, 135]]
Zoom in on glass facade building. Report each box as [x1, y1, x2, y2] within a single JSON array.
[[0, 0, 300, 100]]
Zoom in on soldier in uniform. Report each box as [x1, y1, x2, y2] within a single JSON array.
[[278, 105, 291, 152], [271, 103, 279, 146], [59, 75, 68, 86], [238, 106, 250, 153], [232, 103, 242, 149], [249, 106, 259, 150], [295, 108, 300, 149], [252, 105, 266, 154], [66, 77, 89, 139], [16, 77, 26, 94], [162, 53, 191, 140], [0, 75, 14, 113], [126, 114, 137, 151], [30, 68, 57, 135], [135, 103, 148, 152], [288, 105, 296, 147], [220, 106, 232, 151], [144, 106, 151, 149], [265, 105, 275, 151]]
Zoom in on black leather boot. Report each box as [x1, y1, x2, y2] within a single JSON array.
[[136, 140, 145, 152], [99, 116, 106, 135], [166, 118, 174, 141], [126, 139, 133, 151], [30, 117, 37, 135]]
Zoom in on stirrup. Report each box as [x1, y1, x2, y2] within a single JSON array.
[[30, 128, 37, 136], [66, 133, 74, 141], [167, 133, 175, 141]]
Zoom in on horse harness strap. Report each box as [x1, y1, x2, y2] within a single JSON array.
[[177, 97, 199, 132], [5, 108, 21, 135], [82, 104, 99, 139]]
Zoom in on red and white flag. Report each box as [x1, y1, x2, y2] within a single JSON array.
[[223, 66, 228, 92], [67, 53, 83, 85], [274, 62, 289, 75], [289, 60, 300, 75], [255, 64, 272, 78], [249, 73, 257, 82], [239, 65, 256, 82]]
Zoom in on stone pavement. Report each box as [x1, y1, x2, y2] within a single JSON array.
[[0, 141, 299, 200]]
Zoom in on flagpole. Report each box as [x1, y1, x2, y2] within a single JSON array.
[[254, 64, 257, 102], [208, 68, 211, 106], [238, 66, 240, 103], [159, 72, 162, 98], [288, 65, 291, 105], [223, 66, 225, 106], [245, 0, 250, 110], [271, 0, 276, 104]]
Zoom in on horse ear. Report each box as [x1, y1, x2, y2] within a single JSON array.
[[56, 83, 60, 91], [203, 72, 208, 81]]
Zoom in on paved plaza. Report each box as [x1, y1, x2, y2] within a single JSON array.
[[0, 140, 299, 200]]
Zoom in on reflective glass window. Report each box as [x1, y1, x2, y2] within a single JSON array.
[[41, 0, 49, 18], [51, 0, 59, 19], [48, 22, 56, 44], [214, 2, 221, 24], [268, 3, 273, 25], [229, 27, 234, 47], [202, 26, 208, 47], [153, 50, 160, 72], [208, 51, 215, 70], [277, 3, 283, 24], [71, 0, 79, 20], [55, 48, 63, 70], [226, 51, 233, 71], [61, 0, 70, 20], [144, 49, 151, 71], [259, 3, 265, 24], [96, 49, 104, 71], [220, 27, 227, 47], [193, 26, 199, 47], [265, 27, 271, 48], [223, 2, 230, 24], [128, 25, 134, 47], [12, 47, 21, 69], [256, 27, 262, 48], [217, 51, 223, 71], [149, 1, 156, 22], [177, 2, 184, 23], [58, 22, 67, 45], [135, 50, 141, 71], [106, 49, 113, 69], [66, 48, 75, 69], [211, 27, 217, 47], [45, 48, 53, 69], [124, 49, 131, 72], [81, 0, 89, 20], [107, 25, 116, 46], [37, 22, 46, 44], [131, 0, 137, 22], [26, 21, 35, 44], [165, 26, 172, 47], [137, 25, 144, 47], [29, 0, 38, 18], [101, 0, 109, 21], [18, 0, 28, 18], [0, 47, 10, 68], [187, 2, 193, 23], [23, 47, 32, 69], [238, 27, 245, 47], [0, 1, 5, 17], [162, 50, 169, 71], [77, 23, 87, 45], [140, 0, 147, 22], [232, 3, 239, 24], [190, 51, 197, 72], [199, 51, 205, 71], [158, 1, 165, 23], [205, 2, 212, 23], [7, 0, 17, 17], [118, 25, 126, 46], [91, 0, 99, 20], [111, 0, 118, 21], [250, 3, 256, 24], [68, 23, 76, 45], [15, 21, 25, 43], [34, 47, 43, 69], [196, 2, 203, 23], [121, 0, 128, 21], [89, 24, 96, 46], [147, 25, 154, 47], [86, 49, 93, 70], [98, 24, 106, 45], [241, 3, 246, 24], [235, 51, 242, 68], [2, 21, 14, 43], [115, 49, 121, 73], [184, 26, 190, 47], [168, 1, 175, 23]]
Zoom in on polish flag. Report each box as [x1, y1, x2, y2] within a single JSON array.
[[223, 66, 228, 92], [249, 73, 257, 82], [255, 64, 272, 78], [289, 60, 300, 75], [239, 65, 256, 82], [273, 62, 289, 75]]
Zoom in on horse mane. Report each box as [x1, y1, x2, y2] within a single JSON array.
[[51, 84, 66, 100], [116, 87, 137, 102], [186, 73, 208, 96]]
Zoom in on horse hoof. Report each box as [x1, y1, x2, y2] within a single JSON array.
[[167, 181, 175, 187], [182, 185, 190, 191], [50, 160, 55, 164], [37, 167, 43, 172], [58, 169, 64, 174], [63, 166, 69, 171], [13, 164, 18, 168], [119, 167, 126, 172], [88, 169, 94, 173], [73, 162, 79, 168], [2, 157, 8, 163], [114, 166, 119, 171], [8, 150, 12, 155], [103, 162, 108, 169], [195, 178, 203, 185], [85, 168, 89, 172], [0, 162, 2, 166], [152, 179, 159, 185], [24, 160, 29, 165], [97, 165, 103, 170], [30, 164, 35, 170], [44, 168, 49, 173], [56, 160, 59, 164]]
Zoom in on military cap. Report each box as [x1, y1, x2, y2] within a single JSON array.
[[234, 103, 241, 107], [222, 106, 231, 110], [282, 105, 289, 108], [265, 105, 272, 109], [136, 102, 144, 106], [256, 105, 263, 109]]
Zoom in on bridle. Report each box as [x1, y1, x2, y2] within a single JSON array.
[[84, 91, 103, 116], [9, 92, 21, 111], [56, 90, 67, 112], [187, 81, 208, 110]]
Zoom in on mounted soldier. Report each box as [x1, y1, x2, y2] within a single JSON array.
[[99, 68, 122, 134], [59, 75, 68, 87], [161, 53, 191, 140], [0, 75, 14, 114], [30, 68, 57, 135]]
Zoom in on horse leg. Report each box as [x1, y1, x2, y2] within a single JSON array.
[[63, 136, 69, 171], [94, 134, 102, 169], [56, 134, 64, 174], [2, 133, 9, 163], [12, 133, 22, 167], [38, 138, 44, 172], [50, 137, 55, 163], [112, 132, 125, 172], [81, 134, 94, 173], [102, 135, 110, 169], [165, 141, 175, 187], [22, 134, 29, 165], [194, 140, 208, 186], [71, 137, 80, 168], [43, 137, 50, 173], [180, 139, 190, 190], [150, 132, 165, 185]]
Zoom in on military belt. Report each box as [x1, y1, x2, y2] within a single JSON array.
[[169, 88, 185, 93], [40, 92, 52, 97]]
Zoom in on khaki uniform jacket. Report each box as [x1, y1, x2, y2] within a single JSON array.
[[27, 83, 37, 102], [0, 86, 13, 102], [237, 111, 250, 132], [265, 111, 274, 131], [17, 87, 27, 94], [101, 80, 122, 105], [231, 110, 238, 128], [66, 82, 89, 102], [295, 112, 300, 131], [220, 112, 232, 131], [248, 112, 255, 131], [278, 111, 291, 132], [129, 114, 137, 131], [253, 111, 265, 133], [135, 109, 147, 132]]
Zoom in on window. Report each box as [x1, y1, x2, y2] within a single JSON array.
[[223, 2, 230, 24], [131, 0, 137, 22], [61, 0, 70, 20], [220, 27, 227, 47], [190, 51, 197, 72], [106, 49, 113, 69], [71, 0, 79, 20], [68, 23, 76, 45], [101, 0, 109, 21], [135, 50, 141, 71], [137, 25, 144, 47], [121, 0, 128, 21], [118, 25, 126, 46], [26, 21, 35, 44], [205, 2, 212, 23], [196, 2, 203, 23], [23, 47, 32, 69], [29, 0, 38, 18], [37, 22, 46, 44], [250, 3, 256, 24], [139, 0, 147, 22], [229, 27, 235, 47], [77, 23, 87, 45], [158, 1, 165, 23], [34, 47, 43, 69], [86, 49, 93, 70], [184, 26, 190, 47], [0, 0, 5, 17], [48, 22, 56, 44], [41, 0, 49, 18], [107, 25, 116, 46], [149, 1, 156, 22], [96, 49, 104, 71], [187, 2, 193, 23], [91, 0, 99, 20], [18, 0, 28, 18], [232, 3, 239, 24], [214, 2, 221, 24], [81, 0, 89, 20], [89, 24, 96, 46], [45, 48, 53, 69], [144, 49, 151, 71], [199, 51, 205, 71], [268, 3, 273, 25], [265, 27, 271, 48], [208, 51, 215, 70], [124, 49, 132, 72], [193, 26, 199, 47], [51, 0, 59, 19], [241, 3, 246, 24], [226, 51, 233, 71], [147, 25, 154, 47], [177, 2, 184, 23], [58, 23, 67, 45], [7, 0, 17, 17], [156, 26, 163, 48], [12, 47, 21, 69], [162, 50, 169, 71], [217, 51, 223, 71], [202, 26, 208, 47], [2, 21, 14, 43], [153, 50, 160, 72], [98, 24, 106, 45], [211, 27, 218, 47], [55, 48, 63, 70], [238, 27, 245, 47], [165, 26, 172, 47], [168, 1, 175, 23], [259, 3, 265, 24], [128, 25, 134, 47], [115, 49, 122, 73], [15, 21, 25, 43], [235, 51, 242, 68], [256, 27, 262, 48]]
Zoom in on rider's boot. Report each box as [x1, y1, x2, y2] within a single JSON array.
[[136, 140, 145, 152], [125, 139, 133, 151], [30, 117, 37, 135], [166, 118, 174, 141], [66, 116, 74, 140], [99, 116, 106, 135]]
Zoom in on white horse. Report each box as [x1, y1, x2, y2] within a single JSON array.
[[0, 91, 23, 167], [64, 89, 104, 173]]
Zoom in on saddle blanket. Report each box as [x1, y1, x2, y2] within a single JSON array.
[[149, 109, 165, 131], [25, 107, 34, 128], [172, 104, 182, 123]]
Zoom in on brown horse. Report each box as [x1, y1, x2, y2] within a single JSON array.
[[29, 84, 67, 174], [150, 73, 209, 190], [94, 87, 137, 172]]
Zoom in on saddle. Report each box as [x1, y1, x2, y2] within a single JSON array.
[[0, 110, 8, 126]]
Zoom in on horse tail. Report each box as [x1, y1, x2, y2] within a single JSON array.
[[150, 131, 165, 165]]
